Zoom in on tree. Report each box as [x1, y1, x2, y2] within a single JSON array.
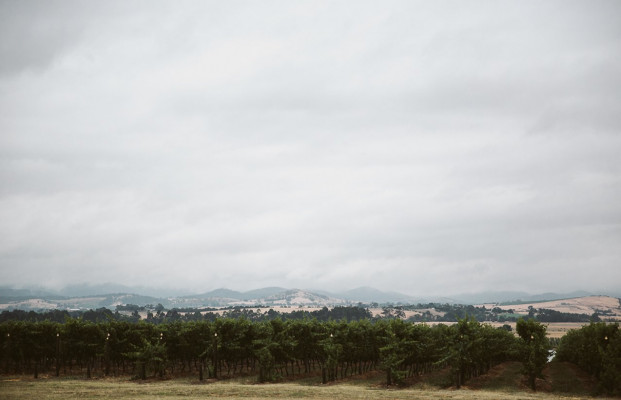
[[599, 327, 621, 395], [124, 335, 167, 379], [557, 322, 620, 395], [318, 327, 342, 383], [516, 318, 550, 391], [442, 317, 479, 388], [379, 319, 415, 385]]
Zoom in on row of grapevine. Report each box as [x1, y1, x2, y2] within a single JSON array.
[[556, 322, 620, 395], [440, 318, 519, 388], [0, 317, 519, 386]]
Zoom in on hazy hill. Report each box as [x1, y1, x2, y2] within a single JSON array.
[[241, 287, 289, 300], [57, 283, 193, 298], [333, 286, 421, 304], [189, 287, 290, 301], [177, 288, 340, 307], [1, 285, 618, 316], [0, 292, 165, 311], [255, 289, 345, 306], [451, 290, 594, 305], [191, 288, 244, 300], [0, 286, 63, 302]]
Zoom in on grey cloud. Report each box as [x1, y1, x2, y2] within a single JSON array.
[[0, 1, 76, 75], [1, 1, 620, 296]]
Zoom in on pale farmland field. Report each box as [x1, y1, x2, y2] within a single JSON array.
[[481, 322, 589, 339], [420, 321, 593, 339]]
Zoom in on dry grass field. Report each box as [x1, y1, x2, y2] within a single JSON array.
[[421, 321, 594, 338], [482, 322, 588, 339], [485, 296, 621, 319], [0, 378, 605, 400], [0, 362, 611, 400]]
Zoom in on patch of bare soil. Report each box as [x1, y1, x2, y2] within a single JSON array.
[[545, 361, 597, 395], [454, 361, 596, 395], [406, 366, 453, 389], [465, 361, 523, 391]]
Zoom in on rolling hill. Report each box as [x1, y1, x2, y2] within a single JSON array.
[[1, 285, 619, 320]]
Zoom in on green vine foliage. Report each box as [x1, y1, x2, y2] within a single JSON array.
[[557, 322, 620, 395]]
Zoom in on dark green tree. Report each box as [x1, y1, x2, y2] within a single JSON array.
[[557, 322, 620, 395], [516, 318, 550, 391], [124, 333, 167, 379]]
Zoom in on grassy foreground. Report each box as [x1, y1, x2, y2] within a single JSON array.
[[0, 374, 610, 400], [0, 361, 606, 400]]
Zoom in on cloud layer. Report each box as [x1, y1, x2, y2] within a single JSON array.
[[1, 1, 620, 295]]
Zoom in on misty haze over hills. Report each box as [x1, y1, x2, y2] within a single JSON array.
[[1, 283, 618, 311]]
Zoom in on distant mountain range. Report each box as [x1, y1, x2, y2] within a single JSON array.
[[0, 284, 618, 311]]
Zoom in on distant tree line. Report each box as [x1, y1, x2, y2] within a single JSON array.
[[534, 308, 599, 323], [403, 303, 600, 323], [0, 304, 604, 325], [0, 306, 372, 325], [0, 308, 137, 324]]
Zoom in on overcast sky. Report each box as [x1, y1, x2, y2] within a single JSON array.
[[1, 1, 620, 296]]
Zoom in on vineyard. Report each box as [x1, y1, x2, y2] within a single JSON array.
[[0, 318, 619, 396]]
